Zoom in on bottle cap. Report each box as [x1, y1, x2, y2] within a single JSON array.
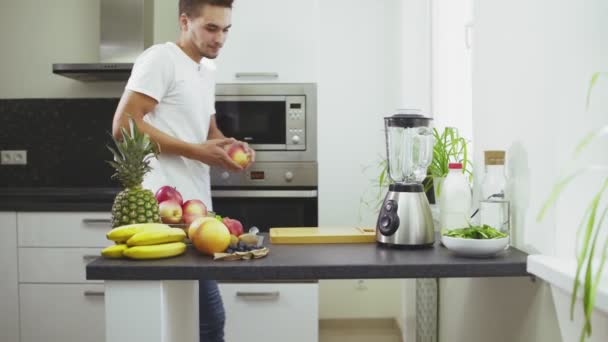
[[449, 163, 463, 169], [484, 151, 505, 165]]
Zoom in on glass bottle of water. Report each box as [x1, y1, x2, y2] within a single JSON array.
[[479, 151, 509, 236]]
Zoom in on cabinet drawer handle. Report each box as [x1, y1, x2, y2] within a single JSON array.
[[235, 72, 279, 79], [83, 290, 105, 297], [236, 291, 280, 300], [82, 218, 112, 225], [83, 255, 99, 262]]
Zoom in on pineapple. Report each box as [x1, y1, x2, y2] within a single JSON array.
[[107, 117, 161, 228]]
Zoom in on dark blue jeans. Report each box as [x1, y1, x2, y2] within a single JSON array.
[[199, 280, 225, 342]]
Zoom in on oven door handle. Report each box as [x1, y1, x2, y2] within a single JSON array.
[[211, 190, 318, 198]]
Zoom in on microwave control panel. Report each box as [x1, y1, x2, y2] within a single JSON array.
[[286, 96, 306, 150]]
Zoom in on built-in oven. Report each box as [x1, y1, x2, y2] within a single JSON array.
[[211, 189, 318, 232], [211, 84, 318, 231]]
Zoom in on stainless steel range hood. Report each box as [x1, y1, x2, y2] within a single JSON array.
[[53, 0, 154, 81]]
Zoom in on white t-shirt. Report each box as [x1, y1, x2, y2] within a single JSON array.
[[125, 42, 216, 209]]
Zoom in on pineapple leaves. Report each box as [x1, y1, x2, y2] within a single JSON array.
[[107, 116, 157, 188]]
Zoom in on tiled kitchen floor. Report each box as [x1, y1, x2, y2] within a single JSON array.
[[319, 319, 403, 342]]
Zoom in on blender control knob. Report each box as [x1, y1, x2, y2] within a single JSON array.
[[379, 214, 399, 236], [285, 171, 294, 182], [292, 135, 300, 144], [385, 200, 397, 212], [380, 215, 392, 228], [221, 171, 230, 180]]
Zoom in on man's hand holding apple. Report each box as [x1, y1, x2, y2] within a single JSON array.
[[226, 141, 255, 169]]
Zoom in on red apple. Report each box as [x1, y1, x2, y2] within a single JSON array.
[[182, 199, 207, 217], [155, 186, 183, 206], [222, 217, 244, 237], [159, 200, 182, 224], [227, 144, 251, 168]]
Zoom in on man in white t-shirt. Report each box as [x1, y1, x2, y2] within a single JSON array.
[[111, 1, 251, 341]]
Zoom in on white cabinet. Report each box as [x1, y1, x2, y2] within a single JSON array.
[[220, 282, 319, 342], [0, 212, 19, 342], [19, 284, 105, 342], [17, 212, 110, 342], [215, 0, 319, 83]]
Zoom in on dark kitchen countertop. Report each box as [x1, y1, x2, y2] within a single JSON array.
[[0, 188, 118, 211], [87, 235, 529, 281]]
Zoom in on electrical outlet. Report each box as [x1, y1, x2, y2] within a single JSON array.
[[1, 150, 27, 165], [355, 279, 368, 291]]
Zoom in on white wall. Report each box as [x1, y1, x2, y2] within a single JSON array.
[[317, 0, 431, 323], [438, 1, 608, 341], [0, 0, 177, 99]]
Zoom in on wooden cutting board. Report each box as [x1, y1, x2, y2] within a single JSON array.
[[269, 227, 377, 244]]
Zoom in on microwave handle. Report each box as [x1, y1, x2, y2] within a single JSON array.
[[235, 72, 279, 79]]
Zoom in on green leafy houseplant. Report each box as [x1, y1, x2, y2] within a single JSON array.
[[428, 127, 473, 196], [538, 72, 608, 342]]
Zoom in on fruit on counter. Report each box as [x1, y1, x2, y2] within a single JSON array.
[[222, 217, 244, 237], [159, 200, 183, 224], [101, 244, 128, 258], [155, 186, 184, 206], [188, 216, 218, 238], [123, 241, 187, 260], [108, 117, 161, 228], [238, 233, 259, 246], [182, 199, 207, 217], [183, 213, 204, 226], [229, 234, 239, 248], [190, 218, 231, 256], [106, 223, 170, 243], [227, 144, 251, 168], [126, 227, 186, 246]]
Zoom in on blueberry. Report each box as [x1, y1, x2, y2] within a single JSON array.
[[226, 248, 234, 254]]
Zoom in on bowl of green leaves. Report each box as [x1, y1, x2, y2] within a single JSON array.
[[441, 225, 509, 258]]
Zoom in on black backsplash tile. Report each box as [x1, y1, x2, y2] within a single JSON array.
[[0, 98, 121, 188]]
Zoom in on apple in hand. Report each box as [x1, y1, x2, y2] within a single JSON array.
[[222, 217, 244, 237], [155, 186, 183, 206], [227, 144, 251, 168], [159, 200, 183, 224]]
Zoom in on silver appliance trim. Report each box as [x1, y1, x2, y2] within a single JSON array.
[[211, 190, 318, 198], [215, 95, 287, 102], [249, 144, 287, 150]]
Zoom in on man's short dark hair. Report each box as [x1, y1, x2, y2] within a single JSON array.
[[179, 0, 234, 18]]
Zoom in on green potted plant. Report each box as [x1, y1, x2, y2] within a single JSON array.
[[537, 71, 608, 342], [428, 127, 473, 200]]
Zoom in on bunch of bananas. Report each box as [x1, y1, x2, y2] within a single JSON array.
[[101, 223, 187, 260]]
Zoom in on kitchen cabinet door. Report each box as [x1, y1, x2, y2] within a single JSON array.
[[18, 212, 111, 247], [220, 282, 319, 342], [0, 212, 19, 342], [215, 0, 319, 83], [20, 283, 105, 342]]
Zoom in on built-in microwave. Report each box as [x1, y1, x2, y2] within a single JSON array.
[[214, 83, 317, 163]]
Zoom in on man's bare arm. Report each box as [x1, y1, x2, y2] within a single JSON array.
[[112, 91, 242, 171]]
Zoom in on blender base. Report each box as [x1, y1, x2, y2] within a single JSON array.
[[376, 241, 435, 249]]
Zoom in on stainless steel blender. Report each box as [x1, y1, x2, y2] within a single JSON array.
[[376, 112, 435, 248]]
